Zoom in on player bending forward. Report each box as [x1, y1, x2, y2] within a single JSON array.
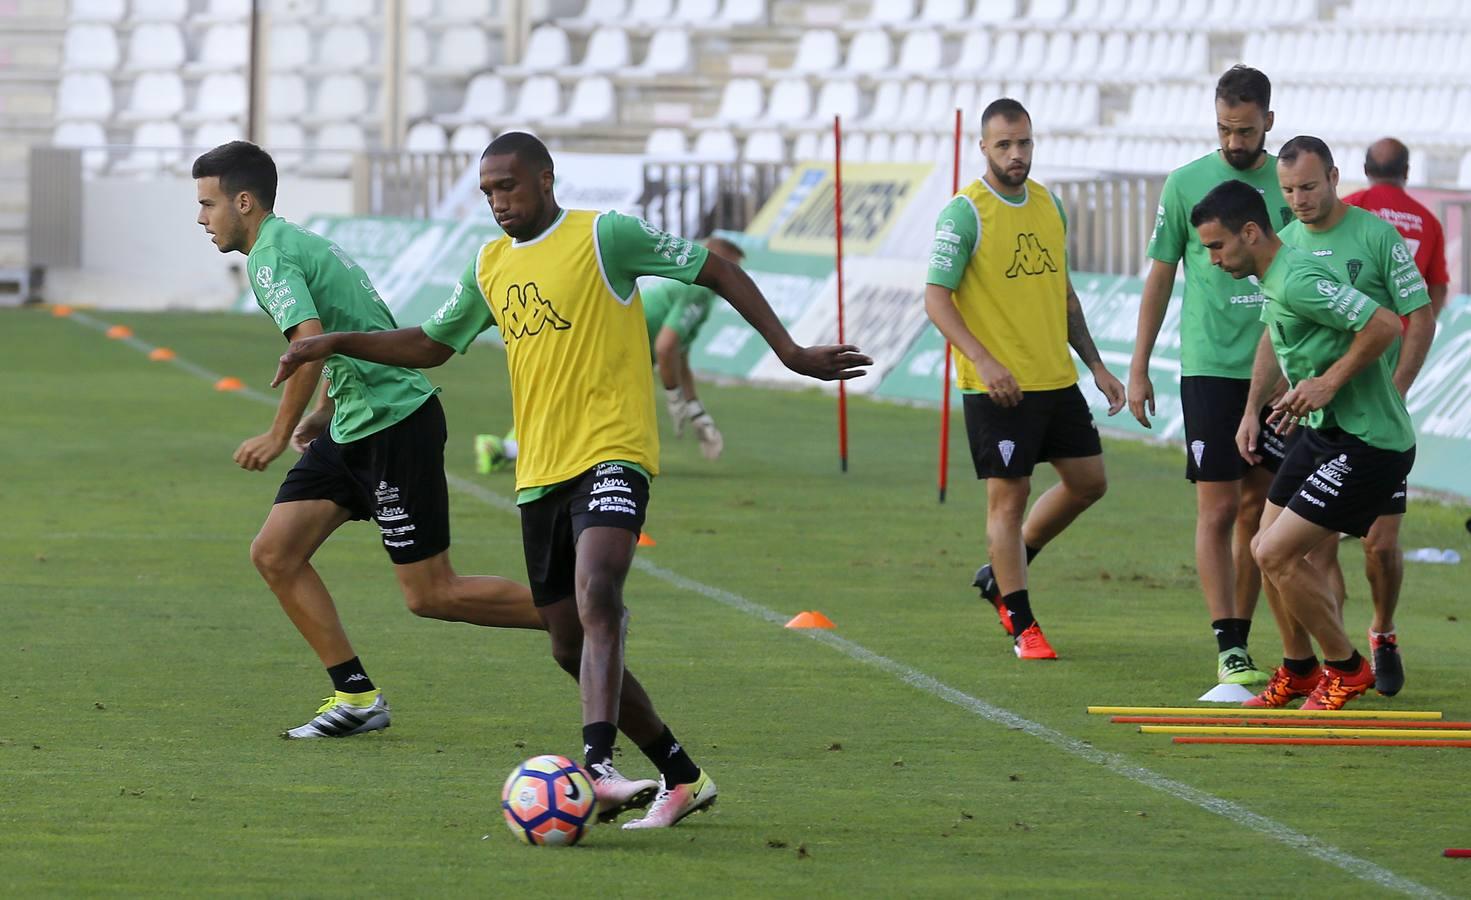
[[272, 133, 870, 827]]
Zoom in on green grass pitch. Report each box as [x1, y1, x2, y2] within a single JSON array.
[[2, 308, 1469, 896]]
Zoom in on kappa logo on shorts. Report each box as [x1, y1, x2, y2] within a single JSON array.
[[998, 440, 1016, 467], [1190, 440, 1205, 468]]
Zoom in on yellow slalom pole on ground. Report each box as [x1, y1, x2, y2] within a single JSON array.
[[1087, 706, 1442, 720], [1140, 725, 1471, 738]]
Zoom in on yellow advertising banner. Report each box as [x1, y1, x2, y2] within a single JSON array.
[[748, 162, 935, 256]]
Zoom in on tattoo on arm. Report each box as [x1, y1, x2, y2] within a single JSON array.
[[1066, 288, 1102, 368]]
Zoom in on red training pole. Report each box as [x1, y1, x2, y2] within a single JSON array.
[[938, 108, 962, 503], [834, 114, 849, 473]]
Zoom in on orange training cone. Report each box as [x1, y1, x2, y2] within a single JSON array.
[[148, 347, 176, 361], [105, 324, 133, 339], [785, 611, 836, 629], [637, 533, 656, 547], [214, 376, 244, 391], [51, 305, 73, 317]]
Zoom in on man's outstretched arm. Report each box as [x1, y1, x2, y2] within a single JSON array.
[[694, 252, 870, 381], [273, 326, 454, 387]]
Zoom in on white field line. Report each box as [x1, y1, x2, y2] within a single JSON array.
[[67, 311, 1444, 898]]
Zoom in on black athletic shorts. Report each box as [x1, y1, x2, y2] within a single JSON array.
[[1267, 427, 1415, 538], [1181, 375, 1293, 481], [274, 394, 448, 565], [963, 385, 1102, 479], [520, 462, 650, 606]]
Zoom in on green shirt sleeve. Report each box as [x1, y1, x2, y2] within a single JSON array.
[[595, 212, 710, 301], [250, 247, 317, 335], [925, 195, 979, 290], [1379, 228, 1430, 317], [1290, 272, 1381, 333], [1145, 173, 1185, 265], [420, 258, 496, 353]]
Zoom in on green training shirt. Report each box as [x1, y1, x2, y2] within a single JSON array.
[[642, 279, 716, 354], [1258, 244, 1415, 452], [1147, 151, 1294, 379], [248, 213, 436, 443], [1279, 206, 1429, 372]]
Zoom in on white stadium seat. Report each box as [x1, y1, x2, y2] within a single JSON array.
[[270, 25, 313, 70], [789, 30, 840, 74], [711, 78, 764, 124], [53, 121, 110, 173], [628, 0, 676, 24], [636, 29, 693, 75], [843, 30, 892, 74], [432, 29, 493, 75], [404, 121, 449, 152], [313, 74, 372, 121], [865, 0, 916, 24], [863, 132, 891, 162], [644, 127, 689, 157], [792, 130, 820, 162], [56, 73, 114, 121], [719, 0, 766, 24], [62, 25, 119, 71], [129, 0, 188, 20], [191, 122, 241, 154], [198, 0, 252, 20], [182, 73, 248, 125], [954, 30, 990, 72], [568, 0, 628, 26], [895, 30, 944, 75], [577, 27, 631, 73], [303, 123, 367, 177], [267, 74, 309, 120], [763, 78, 812, 125], [674, 0, 720, 22], [450, 123, 494, 154], [513, 26, 572, 73], [692, 129, 738, 161], [112, 121, 185, 174], [190, 23, 250, 74], [509, 75, 563, 121], [743, 130, 786, 162], [970, 0, 1018, 21], [557, 76, 617, 124], [440, 0, 495, 18], [439, 74, 508, 126], [123, 23, 186, 72], [70, 0, 126, 21], [117, 72, 186, 123], [318, 25, 373, 69], [919, 0, 969, 26], [813, 80, 861, 122]]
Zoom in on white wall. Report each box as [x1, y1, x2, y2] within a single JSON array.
[[48, 176, 353, 310]]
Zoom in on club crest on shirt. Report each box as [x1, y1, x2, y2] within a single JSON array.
[[499, 282, 571, 338], [1346, 259, 1363, 284]]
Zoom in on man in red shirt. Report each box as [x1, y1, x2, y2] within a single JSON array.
[[1343, 137, 1450, 317]]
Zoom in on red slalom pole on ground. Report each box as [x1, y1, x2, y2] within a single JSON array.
[[938, 107, 962, 502], [833, 114, 849, 473]]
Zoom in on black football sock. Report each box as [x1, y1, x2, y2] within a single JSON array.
[[1325, 651, 1363, 673], [583, 721, 617, 772], [326, 657, 375, 695], [640, 726, 701, 787], [1002, 589, 1035, 634], [1212, 618, 1251, 653], [1283, 656, 1319, 677]]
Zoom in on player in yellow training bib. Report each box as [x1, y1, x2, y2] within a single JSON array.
[[272, 132, 871, 829], [925, 98, 1126, 662]]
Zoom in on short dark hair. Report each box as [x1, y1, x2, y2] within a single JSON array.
[[981, 97, 1030, 130], [483, 130, 553, 173], [191, 140, 278, 209], [1190, 178, 1274, 235], [1365, 139, 1410, 180], [1215, 65, 1271, 111], [1278, 135, 1334, 172]]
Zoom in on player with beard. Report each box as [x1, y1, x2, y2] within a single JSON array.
[[926, 98, 1127, 660], [1270, 136, 1432, 698], [1128, 66, 1294, 689]]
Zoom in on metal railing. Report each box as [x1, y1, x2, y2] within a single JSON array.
[[638, 160, 791, 237], [1052, 174, 1166, 276], [355, 150, 476, 219]]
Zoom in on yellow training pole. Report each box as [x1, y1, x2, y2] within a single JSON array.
[[1087, 706, 1442, 720]]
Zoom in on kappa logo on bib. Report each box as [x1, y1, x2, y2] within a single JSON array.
[[1005, 233, 1058, 278], [500, 282, 571, 338]]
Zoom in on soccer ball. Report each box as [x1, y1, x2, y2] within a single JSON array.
[[501, 755, 597, 846]]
